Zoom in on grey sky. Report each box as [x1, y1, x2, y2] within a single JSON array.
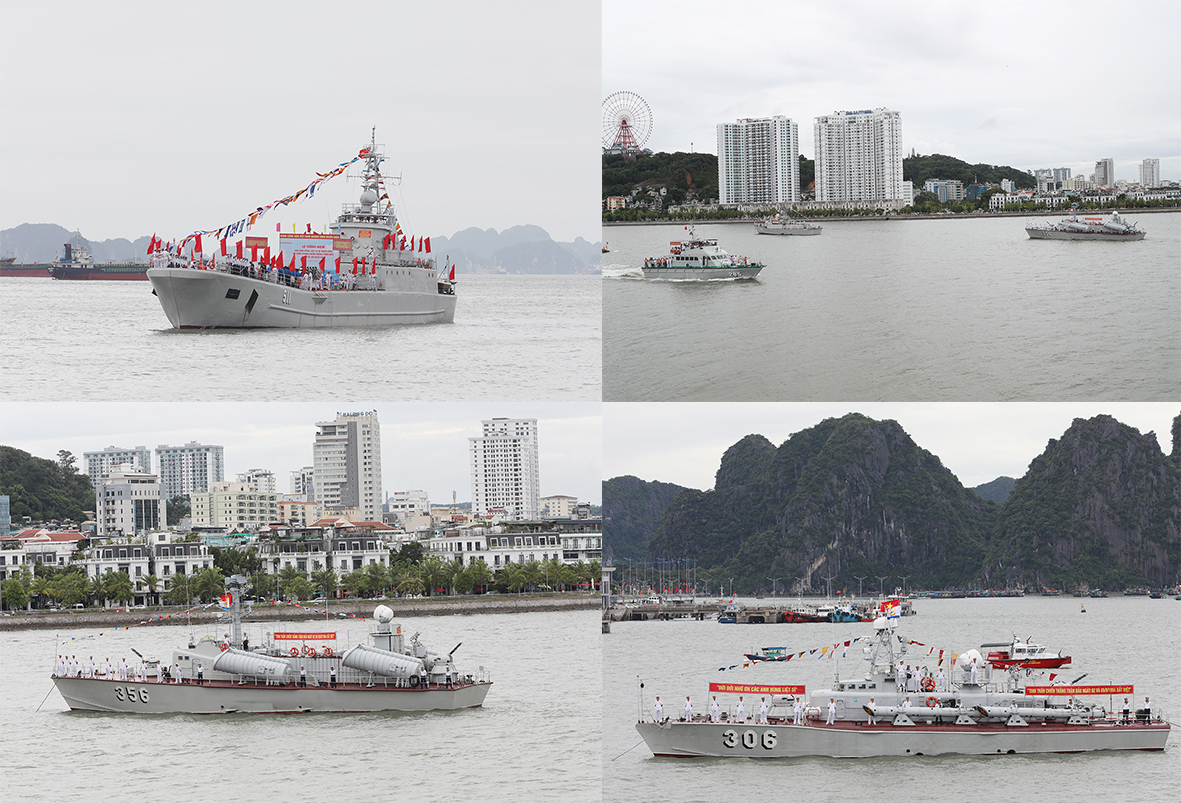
[[1, 402, 603, 506], [0, 0, 600, 244], [603, 0, 1180, 183], [604, 403, 1178, 491]]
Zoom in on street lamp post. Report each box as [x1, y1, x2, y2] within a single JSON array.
[[854, 575, 867, 599]]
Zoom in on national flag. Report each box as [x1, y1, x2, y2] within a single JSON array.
[[146, 234, 157, 255], [424, 237, 430, 254], [219, 594, 231, 609], [236, 240, 244, 259], [220, 238, 227, 257], [288, 251, 295, 270], [300, 255, 307, 270], [319, 257, 326, 272], [448, 264, 455, 281], [194, 233, 203, 253], [263, 246, 271, 263]]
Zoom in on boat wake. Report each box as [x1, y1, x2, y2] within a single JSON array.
[[603, 264, 644, 279]]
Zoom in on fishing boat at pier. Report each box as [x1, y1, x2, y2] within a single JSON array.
[[146, 131, 456, 328], [635, 615, 1167, 757], [50, 575, 491, 714], [642, 226, 762, 280]]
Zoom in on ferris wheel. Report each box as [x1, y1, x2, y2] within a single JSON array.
[[602, 91, 653, 151]]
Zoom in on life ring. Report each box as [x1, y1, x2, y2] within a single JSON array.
[[324, 647, 333, 658], [290, 648, 299, 657], [409, 674, 420, 688], [220, 642, 229, 652], [926, 696, 938, 708], [306, 647, 318, 658], [921, 677, 935, 692]]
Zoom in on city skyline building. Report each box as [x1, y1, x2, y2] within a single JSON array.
[[190, 480, 278, 530], [236, 468, 276, 493], [84, 445, 152, 490], [716, 115, 800, 205], [814, 108, 903, 203], [1141, 158, 1160, 187], [1094, 157, 1115, 187], [154, 441, 224, 502], [289, 466, 314, 501], [470, 417, 540, 521], [96, 463, 165, 538], [312, 411, 382, 522]]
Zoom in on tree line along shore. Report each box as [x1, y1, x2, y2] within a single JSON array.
[[0, 593, 598, 631]]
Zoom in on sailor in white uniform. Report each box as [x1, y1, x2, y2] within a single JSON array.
[[683, 696, 693, 721], [792, 697, 802, 725], [735, 696, 745, 723], [710, 696, 720, 723], [867, 697, 877, 725], [120, 658, 128, 680], [826, 698, 837, 725], [969, 659, 979, 685], [760, 697, 770, 724], [653, 696, 663, 721], [936, 667, 946, 692]]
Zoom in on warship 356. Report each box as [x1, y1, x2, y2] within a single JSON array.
[[636, 616, 1168, 757], [51, 576, 491, 714]]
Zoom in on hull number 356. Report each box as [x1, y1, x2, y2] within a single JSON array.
[[722, 728, 776, 749]]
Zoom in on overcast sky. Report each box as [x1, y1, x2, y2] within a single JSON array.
[[604, 403, 1178, 491], [1, 402, 602, 506], [0, 0, 600, 244], [604, 0, 1180, 183]]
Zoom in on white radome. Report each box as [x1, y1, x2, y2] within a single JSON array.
[[374, 604, 394, 623]]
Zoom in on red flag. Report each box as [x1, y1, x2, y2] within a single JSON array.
[[410, 235, 415, 251], [194, 233, 203, 254], [300, 255, 307, 270], [351, 257, 358, 275], [236, 240, 244, 259], [371, 258, 376, 274], [319, 257, 326, 272], [424, 236, 430, 254], [288, 251, 295, 270], [250, 245, 258, 261], [400, 236, 406, 250], [417, 237, 422, 253], [449, 264, 455, 281], [146, 234, 157, 255], [275, 251, 282, 269], [334, 255, 340, 272], [306, 223, 312, 234], [220, 238, 227, 256], [263, 246, 271, 263]]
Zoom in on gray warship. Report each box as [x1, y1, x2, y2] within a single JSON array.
[[636, 616, 1169, 757], [1025, 207, 1146, 241], [146, 131, 456, 328], [51, 576, 491, 714], [642, 226, 762, 280]]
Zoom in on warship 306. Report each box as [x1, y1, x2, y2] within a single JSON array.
[[51, 576, 491, 714], [636, 616, 1168, 757], [146, 131, 456, 328]]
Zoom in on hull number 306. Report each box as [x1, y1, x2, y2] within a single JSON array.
[[722, 728, 776, 749]]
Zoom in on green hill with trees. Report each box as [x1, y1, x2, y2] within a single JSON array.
[[0, 447, 94, 525], [903, 153, 1035, 189]]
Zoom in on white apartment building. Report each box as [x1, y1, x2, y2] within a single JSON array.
[[814, 108, 903, 203], [470, 418, 540, 521], [96, 464, 166, 538], [237, 468, 276, 493], [277, 499, 319, 528], [923, 179, 965, 203], [541, 495, 579, 518], [190, 481, 279, 530], [289, 466, 314, 500], [84, 446, 151, 489], [717, 116, 800, 205], [1094, 157, 1115, 188], [155, 441, 224, 502], [313, 411, 382, 522], [385, 489, 430, 524], [1140, 158, 1160, 188]]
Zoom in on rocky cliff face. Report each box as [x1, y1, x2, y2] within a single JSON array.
[[602, 475, 686, 562], [647, 414, 996, 593], [989, 414, 1180, 588]]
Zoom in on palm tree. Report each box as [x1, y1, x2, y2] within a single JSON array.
[[103, 571, 135, 607], [363, 562, 389, 597], [419, 555, 449, 597], [468, 560, 493, 595], [88, 574, 106, 608], [144, 574, 160, 607], [29, 575, 50, 610], [395, 569, 424, 597], [194, 567, 226, 603], [311, 567, 339, 601], [278, 565, 303, 601]]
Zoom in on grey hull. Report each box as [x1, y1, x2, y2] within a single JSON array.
[[641, 266, 762, 280], [53, 675, 490, 714], [1025, 229, 1146, 241], [636, 719, 1170, 758], [147, 267, 455, 328], [754, 226, 822, 236]]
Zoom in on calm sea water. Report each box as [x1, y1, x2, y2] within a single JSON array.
[[603, 214, 1181, 401], [5, 608, 599, 802], [0, 275, 601, 401], [604, 596, 1181, 802]]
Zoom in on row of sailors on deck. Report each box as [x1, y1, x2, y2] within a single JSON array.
[[895, 660, 950, 692], [153, 253, 384, 290]]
